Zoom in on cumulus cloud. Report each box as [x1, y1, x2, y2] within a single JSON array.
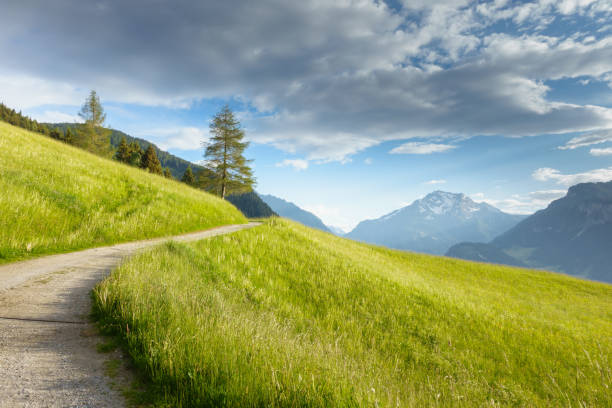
[[590, 147, 612, 155], [1, 0, 612, 161], [533, 166, 612, 185], [138, 127, 208, 151], [390, 142, 456, 154], [275, 159, 309, 171], [32, 110, 81, 123], [0, 74, 83, 109], [559, 129, 612, 149]]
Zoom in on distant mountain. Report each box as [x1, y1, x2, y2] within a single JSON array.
[[447, 181, 612, 283], [46, 123, 203, 180], [328, 226, 346, 236], [259, 194, 331, 232], [226, 192, 277, 218], [346, 191, 525, 255]]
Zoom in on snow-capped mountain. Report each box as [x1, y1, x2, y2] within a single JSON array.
[[346, 191, 525, 255], [417, 191, 489, 218]]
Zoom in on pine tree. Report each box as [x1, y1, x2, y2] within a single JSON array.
[[203, 106, 255, 198], [77, 90, 112, 156], [140, 145, 163, 175], [181, 165, 195, 185], [115, 137, 131, 163], [49, 129, 62, 140], [128, 141, 143, 166], [163, 168, 173, 178]]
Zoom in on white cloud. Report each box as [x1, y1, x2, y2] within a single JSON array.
[[137, 127, 208, 151], [0, 73, 83, 109], [533, 166, 612, 185], [252, 118, 378, 162], [471, 189, 567, 214], [31, 110, 81, 123], [591, 147, 612, 155], [390, 142, 457, 155], [527, 189, 568, 202], [559, 128, 612, 149], [425, 179, 447, 185], [275, 159, 309, 171], [364, 157, 373, 165]]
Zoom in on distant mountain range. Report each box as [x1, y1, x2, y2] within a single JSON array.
[[226, 192, 276, 218], [447, 181, 612, 283], [259, 194, 331, 233], [346, 191, 525, 255], [327, 225, 346, 236], [46, 123, 203, 180]]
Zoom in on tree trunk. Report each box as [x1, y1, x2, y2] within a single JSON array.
[[221, 134, 228, 199]]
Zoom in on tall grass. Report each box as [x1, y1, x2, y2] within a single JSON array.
[[0, 121, 245, 263], [94, 218, 612, 407]]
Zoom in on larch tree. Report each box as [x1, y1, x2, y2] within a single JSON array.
[[77, 90, 112, 156], [202, 105, 255, 198], [163, 168, 173, 178]]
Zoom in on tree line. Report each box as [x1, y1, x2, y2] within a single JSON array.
[[1, 90, 255, 197], [0, 103, 52, 135]]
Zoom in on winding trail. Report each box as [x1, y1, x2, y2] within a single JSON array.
[[0, 222, 260, 407]]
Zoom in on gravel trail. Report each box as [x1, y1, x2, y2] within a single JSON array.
[[0, 222, 260, 407]]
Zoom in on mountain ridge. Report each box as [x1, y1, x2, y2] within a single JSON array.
[[447, 180, 612, 283], [259, 194, 331, 232]]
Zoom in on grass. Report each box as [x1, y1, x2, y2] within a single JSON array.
[[93, 218, 612, 407], [0, 121, 245, 263]]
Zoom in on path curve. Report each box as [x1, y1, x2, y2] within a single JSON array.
[[0, 222, 260, 407]]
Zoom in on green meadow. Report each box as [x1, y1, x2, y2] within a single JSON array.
[[94, 218, 612, 407], [0, 121, 245, 263]]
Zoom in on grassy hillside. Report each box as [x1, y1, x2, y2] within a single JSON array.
[[0, 121, 246, 263], [94, 218, 611, 407]]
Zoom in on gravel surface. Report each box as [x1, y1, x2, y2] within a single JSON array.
[[0, 222, 259, 407]]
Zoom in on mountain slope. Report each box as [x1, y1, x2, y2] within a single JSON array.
[[446, 242, 526, 267], [346, 191, 525, 254], [47, 123, 204, 179], [0, 121, 245, 263], [226, 191, 277, 218], [95, 218, 612, 406], [328, 225, 346, 236], [503, 182, 611, 282], [259, 194, 331, 232]]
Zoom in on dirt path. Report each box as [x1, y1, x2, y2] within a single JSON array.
[[0, 222, 260, 407]]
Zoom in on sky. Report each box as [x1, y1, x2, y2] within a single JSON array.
[[1, 0, 612, 232]]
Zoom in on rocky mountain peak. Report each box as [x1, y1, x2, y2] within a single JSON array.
[[417, 191, 481, 217]]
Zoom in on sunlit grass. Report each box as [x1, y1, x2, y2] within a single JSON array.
[[94, 218, 612, 407], [0, 121, 245, 263]]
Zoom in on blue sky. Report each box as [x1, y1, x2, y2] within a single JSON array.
[[2, 0, 612, 231]]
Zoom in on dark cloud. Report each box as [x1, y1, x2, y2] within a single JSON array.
[[1, 0, 612, 161]]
